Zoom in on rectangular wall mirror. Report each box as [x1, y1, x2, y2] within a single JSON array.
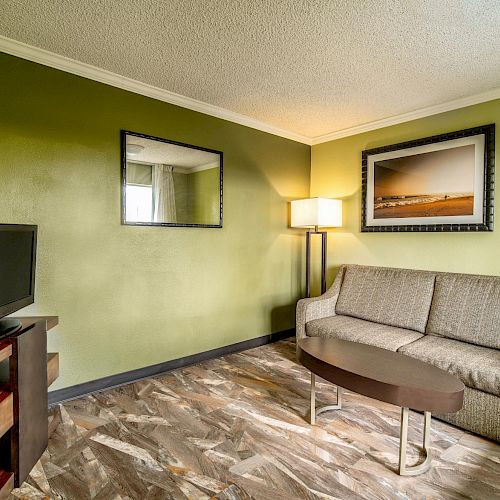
[[121, 131, 223, 228]]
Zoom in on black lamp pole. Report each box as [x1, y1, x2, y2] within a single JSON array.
[[305, 226, 328, 298]]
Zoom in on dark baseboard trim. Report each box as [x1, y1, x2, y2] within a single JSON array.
[[48, 328, 294, 406]]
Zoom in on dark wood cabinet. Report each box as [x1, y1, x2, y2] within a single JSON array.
[[0, 341, 14, 500], [0, 317, 59, 495]]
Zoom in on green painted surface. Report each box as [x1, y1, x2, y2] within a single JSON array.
[[172, 171, 191, 223], [0, 53, 310, 389], [311, 99, 499, 292], [188, 167, 220, 225]]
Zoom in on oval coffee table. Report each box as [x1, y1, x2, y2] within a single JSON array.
[[297, 337, 464, 476]]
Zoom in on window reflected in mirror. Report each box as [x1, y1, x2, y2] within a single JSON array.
[[121, 131, 223, 227]]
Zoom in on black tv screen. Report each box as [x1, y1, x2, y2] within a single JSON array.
[[0, 225, 37, 319]]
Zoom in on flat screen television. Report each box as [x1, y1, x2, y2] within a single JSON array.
[[0, 224, 37, 336]]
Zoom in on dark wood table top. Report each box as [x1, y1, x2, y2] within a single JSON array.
[[298, 337, 464, 413]]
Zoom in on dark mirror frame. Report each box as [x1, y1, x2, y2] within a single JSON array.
[[121, 130, 223, 228]]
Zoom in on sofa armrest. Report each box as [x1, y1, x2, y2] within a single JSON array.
[[296, 265, 347, 342]]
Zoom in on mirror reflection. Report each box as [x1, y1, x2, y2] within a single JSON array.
[[122, 132, 222, 227]]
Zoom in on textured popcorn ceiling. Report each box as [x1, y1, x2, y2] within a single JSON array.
[[126, 135, 219, 168], [1, 0, 500, 139]]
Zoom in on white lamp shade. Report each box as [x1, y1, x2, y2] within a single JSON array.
[[291, 198, 342, 228]]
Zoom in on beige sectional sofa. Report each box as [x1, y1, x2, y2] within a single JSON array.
[[296, 264, 500, 442]]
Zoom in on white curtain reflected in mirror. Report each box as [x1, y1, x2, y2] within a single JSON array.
[[122, 131, 223, 227], [153, 164, 176, 223]]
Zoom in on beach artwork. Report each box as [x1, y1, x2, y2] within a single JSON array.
[[373, 145, 475, 219], [361, 125, 494, 232]]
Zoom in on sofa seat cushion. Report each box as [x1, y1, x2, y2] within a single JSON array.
[[426, 274, 500, 349], [305, 314, 423, 351], [335, 265, 436, 333], [398, 336, 500, 396]]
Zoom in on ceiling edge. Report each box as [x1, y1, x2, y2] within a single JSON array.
[[1, 36, 498, 148], [310, 88, 500, 145], [0, 35, 312, 145]]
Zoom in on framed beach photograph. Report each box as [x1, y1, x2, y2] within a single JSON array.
[[361, 124, 495, 232]]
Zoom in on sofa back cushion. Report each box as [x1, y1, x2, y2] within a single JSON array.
[[426, 274, 500, 349], [335, 265, 436, 333]]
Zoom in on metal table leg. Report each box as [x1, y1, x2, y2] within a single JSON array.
[[310, 372, 342, 425], [399, 407, 433, 476]]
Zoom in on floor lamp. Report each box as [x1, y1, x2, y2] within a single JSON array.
[[291, 198, 342, 298]]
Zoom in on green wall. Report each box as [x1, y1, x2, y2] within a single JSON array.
[[172, 171, 191, 223], [189, 167, 220, 224], [311, 99, 499, 288], [0, 53, 310, 390]]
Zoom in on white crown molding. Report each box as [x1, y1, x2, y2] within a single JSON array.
[[1, 36, 499, 148], [310, 88, 500, 145], [0, 35, 312, 145]]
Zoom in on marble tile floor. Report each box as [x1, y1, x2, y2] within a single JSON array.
[[10, 339, 500, 500]]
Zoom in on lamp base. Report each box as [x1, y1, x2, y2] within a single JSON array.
[[306, 230, 327, 298]]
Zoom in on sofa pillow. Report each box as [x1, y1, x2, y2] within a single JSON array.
[[335, 265, 436, 333], [426, 274, 500, 349]]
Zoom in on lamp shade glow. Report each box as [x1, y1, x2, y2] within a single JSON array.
[[291, 198, 342, 228]]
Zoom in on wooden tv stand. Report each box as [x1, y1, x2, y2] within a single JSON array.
[[0, 316, 59, 498]]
